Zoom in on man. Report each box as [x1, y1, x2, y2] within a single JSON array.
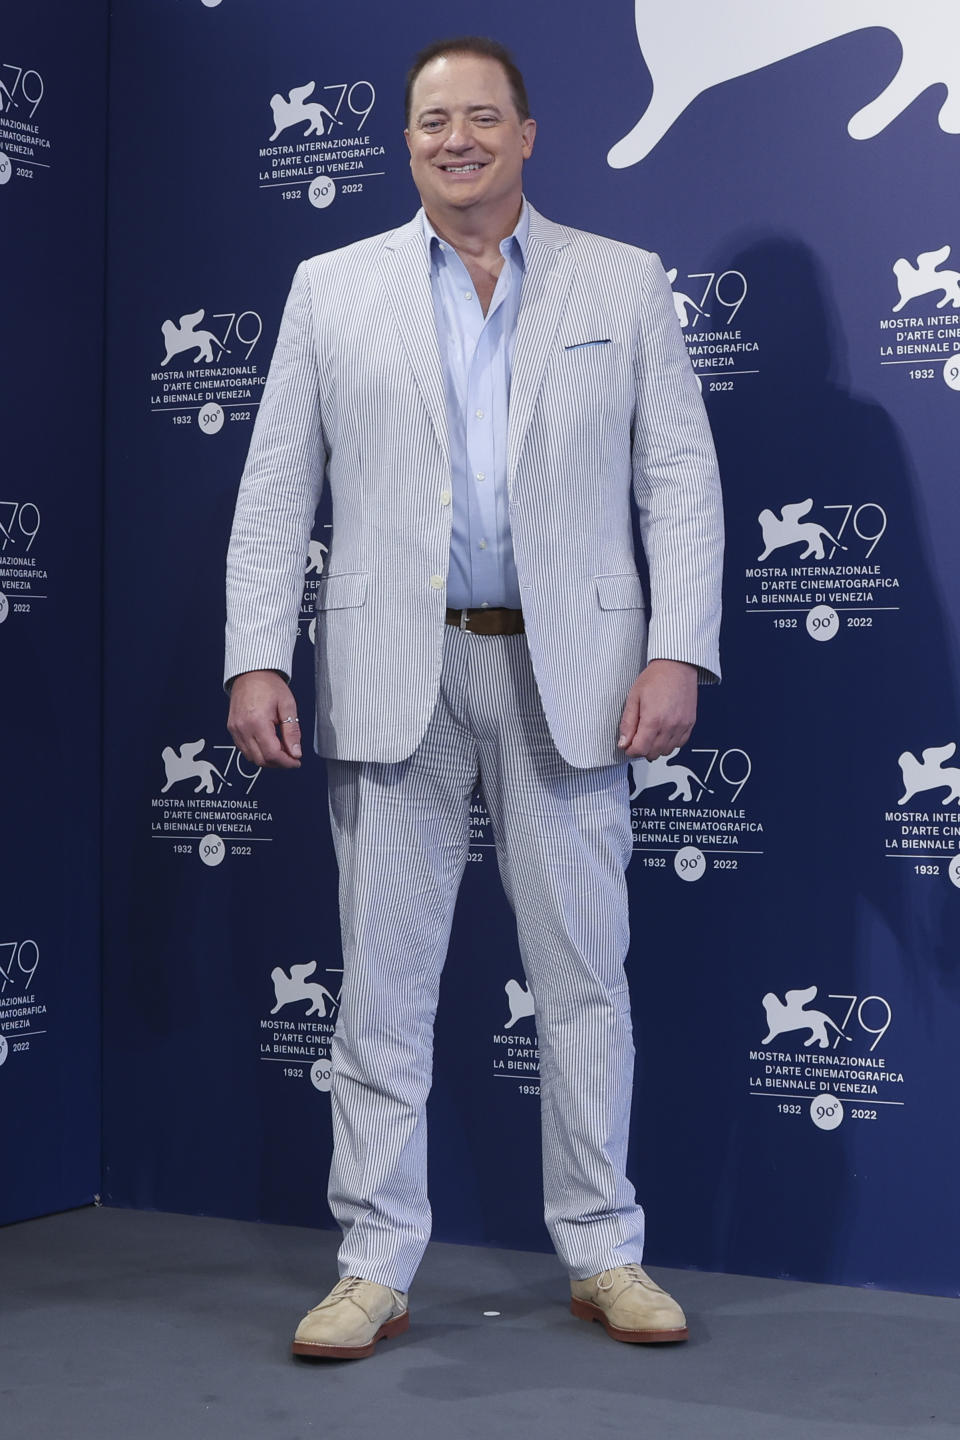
[[226, 36, 723, 1359]]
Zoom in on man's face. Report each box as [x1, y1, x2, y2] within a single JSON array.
[[404, 53, 536, 221]]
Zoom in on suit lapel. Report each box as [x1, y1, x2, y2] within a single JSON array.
[[508, 205, 574, 481], [378, 217, 449, 466], [376, 206, 573, 475]]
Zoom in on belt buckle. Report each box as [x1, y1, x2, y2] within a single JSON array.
[[459, 608, 471, 632]]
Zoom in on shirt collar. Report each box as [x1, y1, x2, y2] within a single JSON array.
[[421, 198, 530, 267]]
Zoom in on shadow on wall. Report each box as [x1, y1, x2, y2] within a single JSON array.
[[634, 233, 960, 1289], [716, 230, 960, 987]]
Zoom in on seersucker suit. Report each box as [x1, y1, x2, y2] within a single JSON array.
[[226, 202, 724, 1289], [225, 204, 722, 759]]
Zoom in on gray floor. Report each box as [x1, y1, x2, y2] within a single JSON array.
[[3, 1207, 958, 1440]]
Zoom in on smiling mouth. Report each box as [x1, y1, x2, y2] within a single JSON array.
[[440, 162, 485, 173]]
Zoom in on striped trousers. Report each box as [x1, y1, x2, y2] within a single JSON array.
[[325, 625, 645, 1290]]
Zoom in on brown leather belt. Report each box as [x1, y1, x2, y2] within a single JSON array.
[[445, 606, 525, 636]]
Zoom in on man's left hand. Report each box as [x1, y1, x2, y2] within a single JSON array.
[[618, 659, 698, 760]]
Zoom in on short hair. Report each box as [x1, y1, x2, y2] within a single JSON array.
[[405, 36, 531, 125]]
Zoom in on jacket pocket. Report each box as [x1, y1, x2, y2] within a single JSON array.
[[595, 573, 646, 610], [563, 338, 612, 350], [315, 572, 368, 610]]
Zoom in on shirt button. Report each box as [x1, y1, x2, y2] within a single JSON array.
[[464, 291, 473, 301], [480, 602, 489, 609], [475, 471, 486, 481], [475, 409, 484, 419], [478, 539, 488, 550], [429, 574, 444, 589], [439, 491, 451, 506]]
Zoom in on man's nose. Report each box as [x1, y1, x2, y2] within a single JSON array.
[[444, 123, 473, 151]]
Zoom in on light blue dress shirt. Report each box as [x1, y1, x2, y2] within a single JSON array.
[[422, 203, 529, 610]]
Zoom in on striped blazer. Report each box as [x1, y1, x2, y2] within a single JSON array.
[[225, 203, 723, 768]]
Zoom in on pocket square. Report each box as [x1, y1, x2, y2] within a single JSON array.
[[564, 338, 612, 350]]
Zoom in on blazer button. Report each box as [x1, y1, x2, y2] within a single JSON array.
[[429, 574, 445, 589]]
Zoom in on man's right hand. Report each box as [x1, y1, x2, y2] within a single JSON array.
[[227, 670, 302, 770]]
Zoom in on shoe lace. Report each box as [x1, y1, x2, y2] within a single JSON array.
[[597, 1263, 646, 1291], [309, 1275, 366, 1312], [330, 1276, 365, 1299]]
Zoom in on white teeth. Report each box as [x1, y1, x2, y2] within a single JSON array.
[[444, 163, 481, 172]]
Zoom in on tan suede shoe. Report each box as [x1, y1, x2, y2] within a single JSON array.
[[570, 1263, 688, 1343], [291, 1276, 409, 1359]]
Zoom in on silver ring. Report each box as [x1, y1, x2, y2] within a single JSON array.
[[282, 716, 300, 725]]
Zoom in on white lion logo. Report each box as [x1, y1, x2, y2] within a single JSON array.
[[269, 82, 342, 141], [504, 978, 535, 1030], [160, 739, 230, 795], [161, 310, 228, 367], [761, 986, 849, 1050], [897, 743, 960, 805], [270, 962, 339, 1018], [610, 3, 960, 168], [629, 749, 709, 802], [757, 499, 845, 562], [892, 246, 960, 313]]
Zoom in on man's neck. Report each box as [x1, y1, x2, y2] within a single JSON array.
[[423, 195, 524, 262]]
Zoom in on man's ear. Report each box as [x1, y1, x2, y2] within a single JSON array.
[[521, 117, 537, 159]]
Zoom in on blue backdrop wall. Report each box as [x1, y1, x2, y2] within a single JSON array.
[[1, 1, 108, 1222], [43, 0, 960, 1296]]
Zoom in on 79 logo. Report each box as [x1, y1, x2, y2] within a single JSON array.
[[755, 498, 888, 565], [0, 65, 44, 118], [320, 80, 375, 131], [210, 746, 261, 795], [687, 747, 752, 802], [160, 738, 261, 796], [0, 939, 39, 994], [268, 79, 376, 143], [667, 266, 748, 329], [827, 993, 892, 1052], [160, 309, 263, 368], [814, 502, 887, 560], [199, 310, 262, 362], [0, 501, 40, 554], [630, 745, 752, 804]]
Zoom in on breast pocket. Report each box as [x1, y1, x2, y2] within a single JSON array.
[[562, 338, 613, 355], [315, 572, 368, 610], [554, 339, 624, 411]]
